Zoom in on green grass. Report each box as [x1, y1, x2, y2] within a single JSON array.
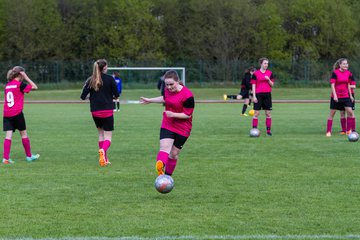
[[0, 101, 359, 239], [0, 87, 333, 101]]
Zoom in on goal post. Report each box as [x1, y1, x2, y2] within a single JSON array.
[[107, 67, 186, 85]]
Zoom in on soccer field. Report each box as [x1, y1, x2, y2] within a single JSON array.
[[0, 100, 360, 239]]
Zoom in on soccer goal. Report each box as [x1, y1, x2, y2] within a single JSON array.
[[107, 67, 186, 85]]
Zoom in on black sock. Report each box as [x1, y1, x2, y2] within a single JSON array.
[[242, 104, 248, 114], [117, 102, 120, 110]]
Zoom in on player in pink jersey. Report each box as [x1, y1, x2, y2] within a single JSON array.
[[80, 59, 119, 167], [140, 70, 195, 177], [2, 66, 39, 164], [326, 58, 355, 137], [339, 76, 356, 134], [251, 57, 275, 136]]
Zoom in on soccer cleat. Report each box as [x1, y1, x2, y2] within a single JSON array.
[[326, 132, 331, 137], [223, 94, 228, 101], [105, 158, 112, 166], [98, 149, 106, 167], [266, 132, 272, 136], [26, 154, 40, 162], [340, 131, 346, 135], [2, 159, 14, 164], [346, 130, 352, 135], [241, 113, 248, 117], [156, 160, 165, 176]]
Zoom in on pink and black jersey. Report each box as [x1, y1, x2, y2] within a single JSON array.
[[161, 86, 194, 137], [3, 80, 32, 117], [251, 70, 274, 93], [330, 69, 353, 98]]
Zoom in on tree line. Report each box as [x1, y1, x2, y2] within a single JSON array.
[[0, 0, 359, 83]]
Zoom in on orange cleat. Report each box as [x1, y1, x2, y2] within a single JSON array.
[[156, 160, 165, 176], [98, 149, 106, 167]]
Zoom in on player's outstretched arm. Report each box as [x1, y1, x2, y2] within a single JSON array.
[[140, 96, 164, 104]]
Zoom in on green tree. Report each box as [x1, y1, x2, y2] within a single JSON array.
[[97, 0, 165, 61], [58, 0, 165, 62], [278, 0, 359, 60], [251, 0, 290, 60], [58, 0, 103, 60], [0, 0, 63, 60]]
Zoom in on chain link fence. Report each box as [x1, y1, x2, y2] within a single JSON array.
[[1, 59, 359, 87]]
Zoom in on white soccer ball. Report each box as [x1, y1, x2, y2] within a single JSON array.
[[348, 132, 359, 142], [155, 174, 174, 194], [249, 128, 260, 137]]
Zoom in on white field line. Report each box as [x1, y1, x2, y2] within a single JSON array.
[[4, 235, 360, 240], [0, 100, 334, 104]]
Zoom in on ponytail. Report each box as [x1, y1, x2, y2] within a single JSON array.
[[89, 59, 107, 91]]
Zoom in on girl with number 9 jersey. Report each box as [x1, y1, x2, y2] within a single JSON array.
[[2, 66, 39, 164]]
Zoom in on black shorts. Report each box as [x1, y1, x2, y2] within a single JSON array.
[[330, 97, 353, 110], [160, 128, 188, 149], [239, 89, 250, 99], [339, 94, 355, 111], [254, 93, 272, 110], [3, 112, 26, 132], [92, 115, 114, 131]]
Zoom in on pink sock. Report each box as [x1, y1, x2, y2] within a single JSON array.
[[156, 151, 169, 166], [98, 141, 107, 159], [266, 117, 272, 132], [252, 118, 258, 128], [3, 139, 11, 160], [22, 138, 32, 157], [102, 140, 111, 152], [165, 157, 177, 175], [98, 140, 104, 149], [347, 117, 355, 132], [340, 118, 346, 132], [353, 118, 356, 131], [327, 119, 333, 133]]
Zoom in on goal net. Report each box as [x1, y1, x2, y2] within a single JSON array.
[[107, 67, 186, 86]]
